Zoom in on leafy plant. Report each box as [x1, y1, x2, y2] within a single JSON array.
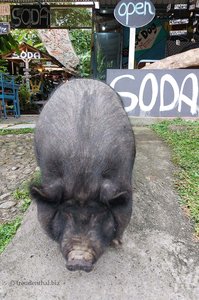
[[51, 7, 92, 28], [70, 29, 91, 77], [0, 34, 18, 54], [0, 59, 8, 73], [18, 83, 32, 111], [11, 29, 45, 51]]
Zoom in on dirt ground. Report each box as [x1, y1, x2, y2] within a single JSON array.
[[0, 133, 36, 223]]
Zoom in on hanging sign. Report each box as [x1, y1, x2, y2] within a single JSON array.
[[0, 22, 10, 35], [11, 5, 50, 29], [169, 19, 189, 25], [174, 4, 187, 10], [135, 21, 161, 50], [169, 30, 187, 36], [114, 0, 155, 28], [0, 4, 10, 16]]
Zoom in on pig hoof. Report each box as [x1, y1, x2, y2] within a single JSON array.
[[111, 239, 122, 247]]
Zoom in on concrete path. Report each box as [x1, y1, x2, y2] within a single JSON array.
[[0, 115, 38, 130], [0, 127, 198, 300]]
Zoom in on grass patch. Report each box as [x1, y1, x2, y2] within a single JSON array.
[[151, 118, 199, 236], [13, 184, 31, 213], [0, 217, 22, 254], [13, 171, 41, 213], [0, 128, 34, 135], [0, 171, 41, 254]]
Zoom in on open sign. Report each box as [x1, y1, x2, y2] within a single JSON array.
[[114, 0, 155, 28]]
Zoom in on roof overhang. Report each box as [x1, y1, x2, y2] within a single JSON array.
[[1, 42, 64, 67], [0, 0, 188, 5]]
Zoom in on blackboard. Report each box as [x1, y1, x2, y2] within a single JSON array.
[[11, 5, 50, 29], [114, 0, 155, 28], [106, 69, 199, 117]]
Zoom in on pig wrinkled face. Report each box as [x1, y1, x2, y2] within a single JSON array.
[[30, 186, 118, 272], [57, 200, 116, 272]]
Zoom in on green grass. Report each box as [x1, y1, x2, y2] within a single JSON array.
[[151, 118, 199, 236], [0, 128, 34, 135], [0, 171, 41, 254], [13, 184, 31, 213], [0, 217, 22, 253], [0, 184, 30, 254]]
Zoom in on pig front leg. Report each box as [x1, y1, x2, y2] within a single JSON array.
[[111, 197, 132, 246]]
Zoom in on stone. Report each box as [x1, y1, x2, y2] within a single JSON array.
[[0, 201, 16, 209], [0, 193, 11, 201], [11, 166, 19, 171]]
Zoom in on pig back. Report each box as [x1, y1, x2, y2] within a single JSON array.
[[34, 79, 135, 196]]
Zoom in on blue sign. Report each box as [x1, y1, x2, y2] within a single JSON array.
[[0, 22, 10, 35], [114, 0, 156, 28]]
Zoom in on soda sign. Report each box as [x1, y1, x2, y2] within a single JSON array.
[[114, 0, 155, 28], [12, 51, 41, 60], [11, 5, 50, 29], [107, 69, 199, 117]]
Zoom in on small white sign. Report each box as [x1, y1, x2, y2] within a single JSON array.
[[170, 30, 187, 36], [169, 19, 189, 25], [174, 4, 187, 10]]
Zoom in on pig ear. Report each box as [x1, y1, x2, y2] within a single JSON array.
[[30, 182, 63, 204], [107, 191, 128, 207], [30, 185, 49, 202]]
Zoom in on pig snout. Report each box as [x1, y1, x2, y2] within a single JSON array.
[[66, 248, 95, 272]]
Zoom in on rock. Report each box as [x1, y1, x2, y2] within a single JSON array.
[[0, 201, 17, 209], [24, 168, 32, 175], [11, 166, 19, 171], [0, 193, 11, 201]]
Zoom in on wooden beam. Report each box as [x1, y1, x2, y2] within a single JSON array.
[[143, 48, 199, 70]]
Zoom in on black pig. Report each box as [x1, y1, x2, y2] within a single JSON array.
[[30, 79, 136, 272]]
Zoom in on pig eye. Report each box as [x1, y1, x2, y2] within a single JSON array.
[[108, 191, 128, 207]]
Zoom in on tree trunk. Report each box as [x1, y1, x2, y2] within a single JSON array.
[[143, 48, 199, 69]]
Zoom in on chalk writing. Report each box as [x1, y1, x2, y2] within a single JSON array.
[[106, 70, 199, 117], [11, 5, 50, 29], [114, 0, 155, 28]]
